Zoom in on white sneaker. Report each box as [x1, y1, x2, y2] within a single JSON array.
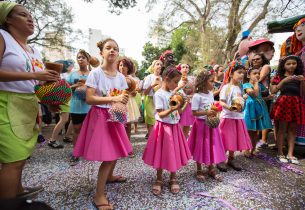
[[286, 156, 300, 165], [277, 155, 288, 163]]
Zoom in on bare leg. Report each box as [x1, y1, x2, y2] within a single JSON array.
[[0, 160, 26, 199], [249, 130, 259, 154], [50, 112, 69, 141], [276, 121, 288, 156], [94, 161, 116, 208], [64, 120, 73, 138], [125, 123, 132, 140], [182, 126, 190, 139], [72, 124, 82, 147], [146, 124, 153, 136], [156, 169, 163, 181], [287, 122, 297, 158], [134, 123, 138, 133], [169, 172, 180, 194], [261, 129, 269, 144], [196, 162, 202, 172]]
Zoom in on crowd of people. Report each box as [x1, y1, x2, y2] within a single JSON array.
[[0, 1, 305, 210]]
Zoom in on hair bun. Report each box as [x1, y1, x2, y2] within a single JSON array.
[[89, 56, 100, 67]]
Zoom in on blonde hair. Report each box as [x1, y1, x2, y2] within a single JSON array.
[[147, 60, 162, 74]]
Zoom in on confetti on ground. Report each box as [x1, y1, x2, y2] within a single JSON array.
[[23, 124, 305, 210]]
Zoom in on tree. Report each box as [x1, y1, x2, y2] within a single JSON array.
[[138, 42, 169, 79], [168, 24, 201, 69], [147, 0, 305, 63], [83, 0, 137, 14], [1, 0, 76, 49]]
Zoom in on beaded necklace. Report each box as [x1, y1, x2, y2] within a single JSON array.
[[13, 37, 35, 73]]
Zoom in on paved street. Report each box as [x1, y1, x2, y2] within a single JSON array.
[[23, 123, 305, 210]]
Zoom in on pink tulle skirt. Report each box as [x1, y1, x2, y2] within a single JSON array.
[[142, 121, 191, 172], [179, 103, 195, 126], [219, 118, 252, 152], [188, 119, 227, 165], [73, 106, 132, 161]]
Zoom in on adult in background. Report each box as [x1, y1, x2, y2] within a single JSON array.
[[143, 60, 163, 138], [0, 2, 59, 199], [67, 50, 92, 166], [47, 60, 74, 149]]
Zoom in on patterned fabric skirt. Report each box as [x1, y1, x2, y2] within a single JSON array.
[[270, 95, 305, 125]]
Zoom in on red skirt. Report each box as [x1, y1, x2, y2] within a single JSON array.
[[270, 95, 305, 125]]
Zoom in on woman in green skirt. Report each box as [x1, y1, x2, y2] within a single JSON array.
[[0, 2, 60, 199], [142, 60, 163, 137]]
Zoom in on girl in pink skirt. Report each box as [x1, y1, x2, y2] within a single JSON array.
[[73, 38, 132, 210], [142, 65, 191, 196], [218, 62, 252, 171], [176, 63, 195, 138], [188, 70, 227, 182]]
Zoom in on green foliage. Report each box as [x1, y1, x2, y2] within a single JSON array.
[[138, 42, 170, 79], [83, 0, 136, 14], [4, 0, 76, 49]]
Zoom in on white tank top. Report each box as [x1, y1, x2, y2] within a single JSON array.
[[0, 29, 44, 93]]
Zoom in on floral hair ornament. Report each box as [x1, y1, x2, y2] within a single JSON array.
[[224, 60, 243, 84], [159, 50, 174, 61], [176, 64, 182, 71]]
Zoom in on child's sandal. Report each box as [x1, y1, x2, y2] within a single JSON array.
[[152, 180, 163, 196], [92, 200, 114, 210], [169, 179, 180, 194], [208, 169, 223, 182], [196, 170, 206, 183], [286, 156, 300, 165]]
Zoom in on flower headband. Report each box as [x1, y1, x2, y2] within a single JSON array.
[[224, 60, 244, 84]]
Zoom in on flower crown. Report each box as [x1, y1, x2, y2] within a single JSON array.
[[224, 60, 244, 84]]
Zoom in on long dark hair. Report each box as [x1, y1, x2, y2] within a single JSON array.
[[277, 55, 304, 77], [250, 53, 269, 67]]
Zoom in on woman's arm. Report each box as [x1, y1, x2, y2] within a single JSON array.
[[258, 65, 271, 83]]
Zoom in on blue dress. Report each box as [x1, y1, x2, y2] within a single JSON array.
[[243, 83, 272, 131]]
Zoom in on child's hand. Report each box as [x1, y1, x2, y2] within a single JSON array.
[[130, 91, 137, 97], [243, 94, 248, 100], [295, 75, 305, 82], [283, 76, 294, 83], [113, 94, 129, 104], [207, 110, 217, 117], [170, 101, 181, 111], [151, 82, 159, 88]]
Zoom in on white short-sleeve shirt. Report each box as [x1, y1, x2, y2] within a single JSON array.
[[191, 91, 214, 120], [219, 84, 244, 119], [154, 89, 180, 124], [85, 67, 128, 108], [0, 29, 44, 93], [143, 74, 162, 96]]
